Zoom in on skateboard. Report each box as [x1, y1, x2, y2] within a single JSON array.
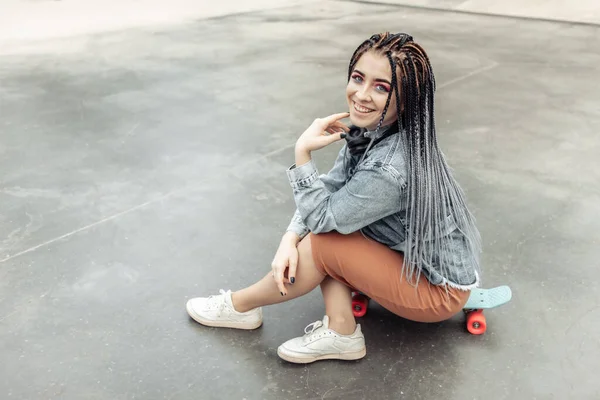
[[462, 285, 512, 334], [351, 285, 512, 335]]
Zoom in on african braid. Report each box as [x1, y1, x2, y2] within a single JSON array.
[[347, 33, 482, 286]]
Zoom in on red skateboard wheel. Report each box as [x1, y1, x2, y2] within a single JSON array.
[[351, 292, 369, 318], [466, 310, 487, 335]]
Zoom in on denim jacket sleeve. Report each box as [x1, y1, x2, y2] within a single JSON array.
[[286, 153, 404, 235], [285, 147, 348, 238]]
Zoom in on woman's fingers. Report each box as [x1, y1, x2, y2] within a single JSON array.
[[287, 252, 298, 285], [319, 131, 346, 146], [272, 263, 287, 296], [275, 270, 287, 296], [330, 131, 346, 143], [325, 123, 349, 135], [323, 112, 350, 125], [330, 120, 350, 131]]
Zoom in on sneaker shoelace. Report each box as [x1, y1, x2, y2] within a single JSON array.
[[205, 289, 228, 313], [303, 320, 325, 342]]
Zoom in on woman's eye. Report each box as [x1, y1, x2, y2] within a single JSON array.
[[352, 75, 363, 83], [376, 84, 390, 92]]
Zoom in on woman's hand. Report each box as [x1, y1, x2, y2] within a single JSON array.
[[271, 232, 301, 296], [295, 113, 350, 154]]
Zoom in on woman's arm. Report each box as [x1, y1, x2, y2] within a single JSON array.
[[285, 146, 349, 239], [287, 157, 404, 235], [287, 111, 404, 236]]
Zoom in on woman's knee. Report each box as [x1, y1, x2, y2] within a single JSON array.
[[298, 234, 328, 277], [297, 234, 314, 263]]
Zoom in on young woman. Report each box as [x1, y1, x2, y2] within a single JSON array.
[[186, 32, 482, 364]]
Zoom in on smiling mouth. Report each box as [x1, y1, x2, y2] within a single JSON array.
[[353, 101, 375, 114]]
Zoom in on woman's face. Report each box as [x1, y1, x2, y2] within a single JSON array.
[[346, 51, 398, 131]]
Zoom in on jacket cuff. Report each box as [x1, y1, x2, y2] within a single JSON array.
[[286, 160, 319, 190], [286, 225, 309, 240]]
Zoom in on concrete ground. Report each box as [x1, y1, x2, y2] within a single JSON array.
[[1, 1, 599, 399], [358, 0, 600, 25]]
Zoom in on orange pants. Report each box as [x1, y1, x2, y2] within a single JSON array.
[[310, 232, 470, 323]]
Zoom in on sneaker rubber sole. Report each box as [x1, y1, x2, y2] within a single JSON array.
[[277, 347, 366, 364], [186, 300, 263, 330]]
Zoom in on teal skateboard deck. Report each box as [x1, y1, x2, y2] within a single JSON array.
[[464, 285, 512, 310], [463, 285, 512, 334]]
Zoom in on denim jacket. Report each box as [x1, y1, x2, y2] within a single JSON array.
[[285, 130, 479, 290]]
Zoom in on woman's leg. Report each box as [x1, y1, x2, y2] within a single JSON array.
[[320, 277, 356, 335], [232, 235, 326, 313], [311, 232, 471, 323], [276, 237, 367, 364]]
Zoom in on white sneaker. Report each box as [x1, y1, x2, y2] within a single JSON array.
[[277, 315, 366, 364], [186, 289, 262, 330]]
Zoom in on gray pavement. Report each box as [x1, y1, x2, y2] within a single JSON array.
[[356, 0, 600, 25], [1, 1, 599, 399]]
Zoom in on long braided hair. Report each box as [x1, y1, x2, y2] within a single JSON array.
[[347, 33, 481, 285]]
